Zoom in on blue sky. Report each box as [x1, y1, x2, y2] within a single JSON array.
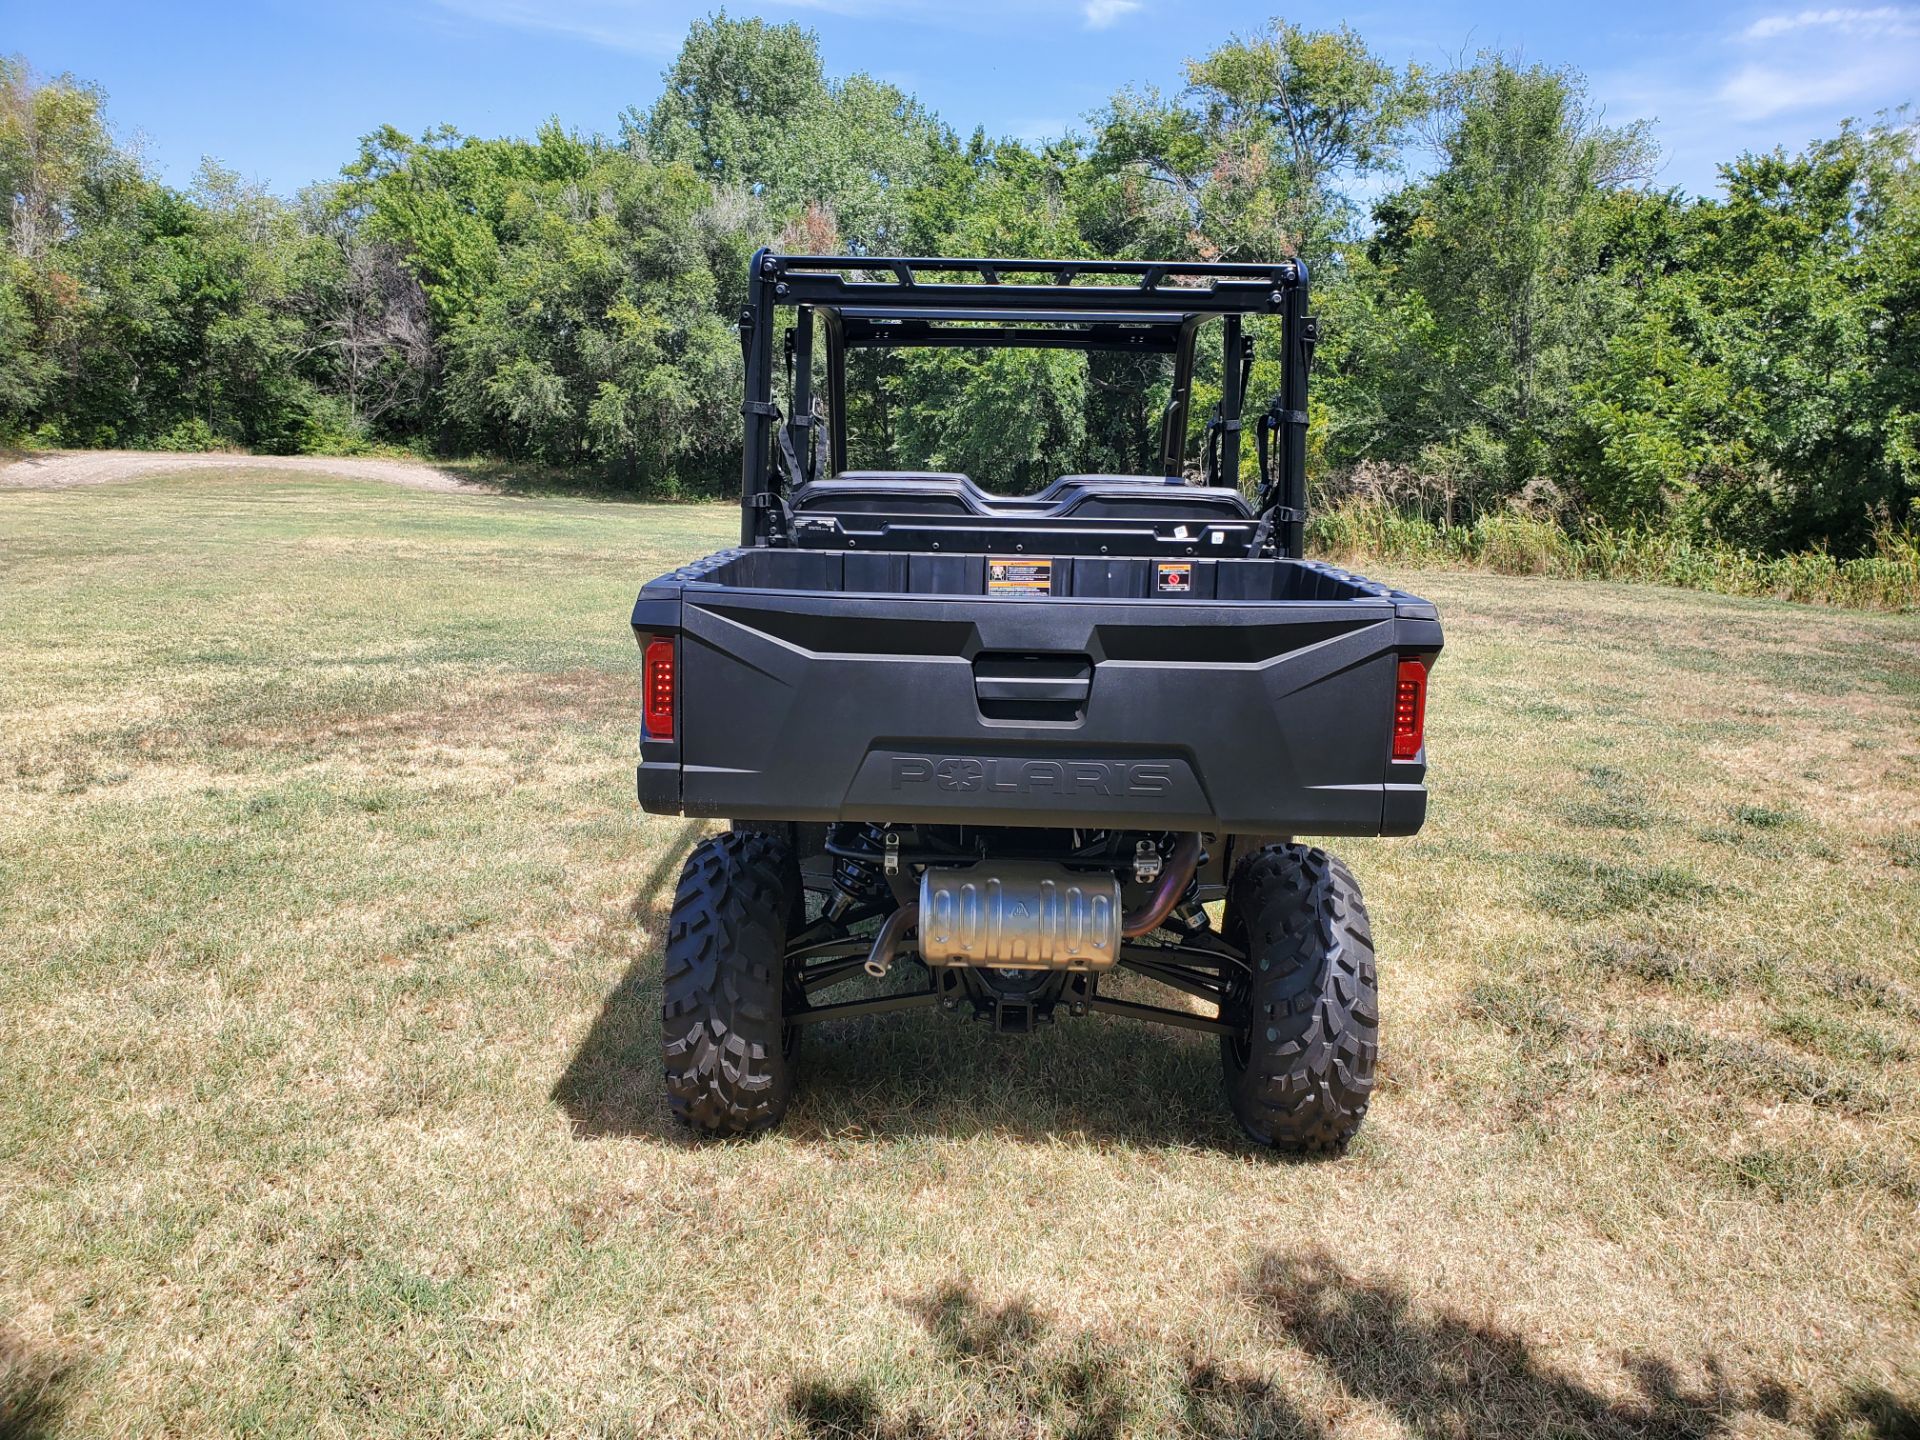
[[10, 1, 1918, 200]]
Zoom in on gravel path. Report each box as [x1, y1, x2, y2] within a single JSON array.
[[0, 450, 486, 493]]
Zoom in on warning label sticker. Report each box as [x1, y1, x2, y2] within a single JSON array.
[[988, 558, 1054, 594], [1156, 562, 1193, 594]]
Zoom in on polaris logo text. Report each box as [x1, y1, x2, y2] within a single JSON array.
[[889, 756, 1173, 797]]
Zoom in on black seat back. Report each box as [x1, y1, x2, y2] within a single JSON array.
[[790, 470, 1252, 524], [790, 475, 985, 517]]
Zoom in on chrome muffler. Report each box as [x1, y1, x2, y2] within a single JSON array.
[[917, 861, 1122, 971]]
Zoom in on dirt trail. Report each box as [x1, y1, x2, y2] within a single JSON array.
[[0, 450, 486, 494]]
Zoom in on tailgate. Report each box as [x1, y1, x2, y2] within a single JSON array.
[[636, 580, 1437, 837]]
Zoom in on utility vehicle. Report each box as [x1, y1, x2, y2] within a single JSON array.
[[631, 252, 1441, 1150]]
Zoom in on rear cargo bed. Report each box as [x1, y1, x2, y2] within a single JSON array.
[[632, 549, 1440, 837]]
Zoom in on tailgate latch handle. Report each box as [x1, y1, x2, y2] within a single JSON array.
[[971, 653, 1093, 722]]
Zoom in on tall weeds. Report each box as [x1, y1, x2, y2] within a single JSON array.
[[1308, 502, 1920, 612]]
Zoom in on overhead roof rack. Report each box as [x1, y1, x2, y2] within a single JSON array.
[[837, 314, 1192, 354], [759, 253, 1305, 317]]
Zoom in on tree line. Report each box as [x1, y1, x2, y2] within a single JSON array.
[[2, 19, 1915, 556]]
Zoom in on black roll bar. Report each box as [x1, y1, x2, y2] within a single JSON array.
[[737, 250, 1313, 555]]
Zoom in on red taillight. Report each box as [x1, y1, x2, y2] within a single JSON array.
[[1391, 657, 1428, 761], [643, 637, 676, 740]]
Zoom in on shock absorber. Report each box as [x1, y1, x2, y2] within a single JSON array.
[[828, 822, 891, 908]]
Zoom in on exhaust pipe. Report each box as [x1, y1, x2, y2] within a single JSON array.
[[864, 903, 918, 978], [1121, 832, 1203, 937], [918, 863, 1121, 970], [907, 835, 1206, 971]]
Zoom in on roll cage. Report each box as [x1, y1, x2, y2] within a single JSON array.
[[736, 251, 1317, 558]]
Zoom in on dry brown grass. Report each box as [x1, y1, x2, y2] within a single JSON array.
[[1, 469, 1917, 1438]]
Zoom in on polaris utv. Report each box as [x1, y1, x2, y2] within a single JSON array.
[[630, 252, 1442, 1151]]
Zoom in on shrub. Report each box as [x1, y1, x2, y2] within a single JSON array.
[[149, 418, 221, 453], [1308, 500, 1920, 612]]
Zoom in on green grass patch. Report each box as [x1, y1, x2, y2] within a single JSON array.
[[1530, 856, 1714, 918]]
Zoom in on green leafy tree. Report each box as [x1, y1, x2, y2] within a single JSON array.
[[0, 58, 132, 437], [1342, 58, 1654, 504], [1094, 20, 1425, 262], [1688, 123, 1917, 548], [423, 131, 738, 485], [0, 258, 58, 430], [0, 56, 123, 260], [640, 16, 832, 192], [1562, 121, 1918, 549], [639, 15, 949, 253], [894, 348, 1089, 491]]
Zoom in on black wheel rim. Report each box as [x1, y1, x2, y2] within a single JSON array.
[[1221, 968, 1252, 1068]]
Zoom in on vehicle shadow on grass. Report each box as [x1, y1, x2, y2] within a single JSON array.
[[0, 1328, 74, 1440], [550, 856, 1277, 1152], [783, 1248, 1917, 1439], [553, 944, 1274, 1152], [552, 814, 1275, 1149], [549, 817, 706, 1140], [786, 1276, 1307, 1440], [778, 991, 1265, 1153]]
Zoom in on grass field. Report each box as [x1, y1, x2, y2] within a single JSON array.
[[3, 469, 1917, 1439]]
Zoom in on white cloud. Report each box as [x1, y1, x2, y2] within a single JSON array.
[[1595, 0, 1919, 195], [1010, 115, 1072, 141], [432, 0, 682, 54], [1082, 0, 1142, 30], [1742, 6, 1920, 40], [1714, 6, 1920, 118], [1716, 60, 1900, 118]]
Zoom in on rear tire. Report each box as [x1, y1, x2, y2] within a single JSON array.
[[662, 831, 800, 1136], [1221, 845, 1378, 1153], [731, 820, 833, 927], [729, 822, 806, 929]]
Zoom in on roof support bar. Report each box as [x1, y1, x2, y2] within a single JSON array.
[[1276, 282, 1310, 559], [1218, 314, 1244, 490], [1158, 315, 1204, 479], [786, 306, 816, 487], [818, 306, 849, 479], [739, 273, 778, 546], [840, 318, 1185, 353]]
